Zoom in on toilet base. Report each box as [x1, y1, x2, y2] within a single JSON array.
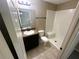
[[40, 36, 49, 46]]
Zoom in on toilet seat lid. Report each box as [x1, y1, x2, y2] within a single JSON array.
[[41, 36, 48, 42]]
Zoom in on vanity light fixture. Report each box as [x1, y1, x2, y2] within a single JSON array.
[[18, 1, 31, 6]]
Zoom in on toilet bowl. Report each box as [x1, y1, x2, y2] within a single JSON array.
[[38, 30, 48, 45], [41, 36, 48, 45]]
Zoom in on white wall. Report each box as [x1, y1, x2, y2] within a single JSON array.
[[53, 9, 75, 40], [17, 0, 56, 30], [18, 0, 56, 17], [57, 0, 79, 11]]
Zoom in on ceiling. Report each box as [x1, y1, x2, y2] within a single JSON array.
[[44, 0, 71, 4]]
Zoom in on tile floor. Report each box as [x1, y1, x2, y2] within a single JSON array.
[[27, 42, 60, 59]]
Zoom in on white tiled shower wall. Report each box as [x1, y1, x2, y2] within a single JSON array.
[[46, 10, 55, 32], [46, 9, 76, 50]]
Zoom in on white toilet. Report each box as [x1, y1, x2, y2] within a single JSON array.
[[38, 30, 48, 46]]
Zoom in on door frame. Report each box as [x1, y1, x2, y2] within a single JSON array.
[[0, 13, 18, 59], [0, 0, 27, 59], [61, 20, 79, 59], [60, 1, 79, 59]]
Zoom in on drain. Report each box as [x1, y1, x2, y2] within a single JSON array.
[[55, 41, 57, 42], [60, 47, 62, 50]]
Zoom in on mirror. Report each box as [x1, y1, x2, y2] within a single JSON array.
[[19, 9, 36, 30]]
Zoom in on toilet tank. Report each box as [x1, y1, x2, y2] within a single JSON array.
[[38, 30, 44, 36], [46, 32, 56, 39]]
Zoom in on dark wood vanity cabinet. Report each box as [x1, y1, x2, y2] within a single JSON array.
[[23, 33, 40, 51]]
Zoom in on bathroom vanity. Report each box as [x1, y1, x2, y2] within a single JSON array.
[[22, 28, 40, 51], [19, 8, 40, 51]]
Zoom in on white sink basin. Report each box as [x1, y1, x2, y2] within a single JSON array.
[[23, 30, 35, 36]]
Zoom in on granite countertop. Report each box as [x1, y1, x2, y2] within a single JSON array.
[[22, 30, 39, 37]]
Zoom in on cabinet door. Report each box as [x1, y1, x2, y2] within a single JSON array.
[[23, 34, 39, 51]]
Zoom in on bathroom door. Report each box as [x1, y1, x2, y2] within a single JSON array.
[[0, 0, 27, 59], [0, 30, 14, 59]]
